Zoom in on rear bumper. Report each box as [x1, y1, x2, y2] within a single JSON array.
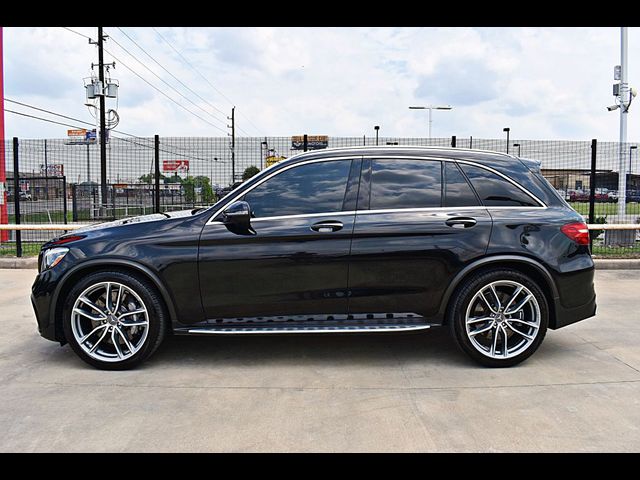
[[552, 294, 597, 329], [550, 265, 597, 329]]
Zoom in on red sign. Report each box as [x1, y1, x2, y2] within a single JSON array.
[[162, 160, 189, 172]]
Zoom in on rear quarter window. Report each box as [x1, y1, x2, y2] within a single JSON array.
[[459, 164, 540, 207]]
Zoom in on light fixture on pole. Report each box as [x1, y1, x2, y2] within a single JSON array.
[[503, 127, 510, 154], [513, 143, 521, 157], [409, 105, 453, 139], [374, 125, 380, 146]]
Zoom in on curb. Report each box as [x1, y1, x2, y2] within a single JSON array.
[[0, 257, 38, 269], [1, 256, 639, 270], [592, 258, 640, 270]]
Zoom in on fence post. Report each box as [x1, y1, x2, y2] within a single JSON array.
[[469, 136, 473, 149], [12, 137, 21, 257], [154, 135, 160, 214], [71, 184, 78, 222], [62, 175, 68, 225], [303, 134, 308, 152], [589, 139, 597, 251], [451, 135, 457, 148]]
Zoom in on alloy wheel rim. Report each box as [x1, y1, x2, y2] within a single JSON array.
[[71, 281, 149, 362], [464, 280, 540, 359]]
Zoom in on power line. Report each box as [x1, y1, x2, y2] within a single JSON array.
[[61, 27, 92, 40], [151, 27, 262, 136], [102, 46, 229, 135], [5, 99, 96, 127], [6, 109, 90, 130], [106, 30, 229, 129], [4, 98, 218, 163], [115, 27, 231, 122]]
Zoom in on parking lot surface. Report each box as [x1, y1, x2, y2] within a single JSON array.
[[1, 268, 639, 452]]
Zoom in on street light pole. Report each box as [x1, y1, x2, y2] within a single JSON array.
[[409, 105, 453, 139], [513, 143, 521, 156], [374, 125, 380, 146], [503, 127, 510, 154]]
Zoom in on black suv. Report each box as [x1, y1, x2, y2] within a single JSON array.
[[31, 147, 596, 370]]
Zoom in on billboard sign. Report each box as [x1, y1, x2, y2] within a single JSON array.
[[67, 129, 87, 138], [40, 164, 64, 177], [163, 160, 190, 172], [291, 135, 329, 150]]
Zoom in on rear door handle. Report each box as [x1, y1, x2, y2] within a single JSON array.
[[445, 217, 477, 229], [310, 220, 344, 233]]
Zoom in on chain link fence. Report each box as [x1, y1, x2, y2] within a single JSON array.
[[1, 135, 639, 257]]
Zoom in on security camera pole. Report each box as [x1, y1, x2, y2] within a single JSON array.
[[615, 27, 632, 217]]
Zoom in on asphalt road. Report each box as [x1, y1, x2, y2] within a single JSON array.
[[1, 269, 639, 452]]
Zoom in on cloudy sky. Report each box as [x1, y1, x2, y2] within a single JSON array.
[[3, 27, 640, 141]]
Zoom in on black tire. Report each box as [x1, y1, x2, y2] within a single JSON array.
[[62, 270, 167, 370], [448, 268, 548, 368]]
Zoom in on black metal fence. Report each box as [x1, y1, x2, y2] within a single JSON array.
[[1, 134, 639, 258]]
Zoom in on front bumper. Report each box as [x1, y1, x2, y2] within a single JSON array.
[[31, 268, 64, 343]]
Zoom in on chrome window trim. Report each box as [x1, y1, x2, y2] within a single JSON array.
[[206, 156, 359, 225], [206, 154, 546, 226]]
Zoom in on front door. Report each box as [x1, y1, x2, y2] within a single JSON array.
[[198, 158, 361, 321], [347, 158, 493, 319]]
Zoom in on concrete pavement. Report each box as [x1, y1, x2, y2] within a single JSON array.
[[0, 268, 639, 452]]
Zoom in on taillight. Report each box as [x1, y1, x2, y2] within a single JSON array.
[[561, 222, 590, 245]]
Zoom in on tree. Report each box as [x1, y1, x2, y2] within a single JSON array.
[[242, 166, 260, 181], [138, 173, 167, 184]]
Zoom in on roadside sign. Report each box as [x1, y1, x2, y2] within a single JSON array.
[[40, 164, 64, 177], [291, 135, 329, 150], [67, 129, 87, 138], [163, 160, 190, 172]]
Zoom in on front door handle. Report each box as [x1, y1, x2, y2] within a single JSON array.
[[445, 217, 477, 229], [310, 220, 344, 233]]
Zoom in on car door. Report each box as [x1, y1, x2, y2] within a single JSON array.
[[347, 157, 492, 319], [198, 158, 361, 321]]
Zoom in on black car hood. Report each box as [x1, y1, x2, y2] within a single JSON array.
[[71, 209, 197, 234]]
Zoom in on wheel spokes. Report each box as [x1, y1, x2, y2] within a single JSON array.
[[78, 296, 107, 318], [466, 280, 541, 360], [479, 291, 498, 314], [469, 323, 495, 337], [79, 323, 108, 344], [72, 281, 149, 363], [505, 294, 533, 315], [503, 285, 524, 314], [73, 308, 105, 323], [89, 326, 110, 353]]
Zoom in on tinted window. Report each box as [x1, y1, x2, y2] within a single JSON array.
[[369, 159, 441, 210], [244, 160, 352, 218], [444, 162, 479, 207], [460, 164, 539, 207]]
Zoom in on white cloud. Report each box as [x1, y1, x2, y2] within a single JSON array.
[[3, 26, 640, 142]]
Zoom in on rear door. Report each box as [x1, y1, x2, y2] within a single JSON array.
[[347, 157, 492, 319]]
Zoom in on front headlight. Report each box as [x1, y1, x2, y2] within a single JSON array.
[[41, 247, 69, 271]]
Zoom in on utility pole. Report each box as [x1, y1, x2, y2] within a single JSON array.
[[228, 107, 235, 185], [97, 27, 107, 216]]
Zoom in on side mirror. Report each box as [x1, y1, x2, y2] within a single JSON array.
[[222, 200, 255, 235]]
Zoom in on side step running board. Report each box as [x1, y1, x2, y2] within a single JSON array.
[[184, 324, 432, 335]]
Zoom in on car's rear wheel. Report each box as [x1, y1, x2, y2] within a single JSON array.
[[449, 269, 548, 367], [62, 270, 167, 370]]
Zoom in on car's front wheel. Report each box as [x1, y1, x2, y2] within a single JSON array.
[[62, 270, 167, 370], [449, 269, 548, 367]]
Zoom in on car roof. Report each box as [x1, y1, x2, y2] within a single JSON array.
[[276, 145, 524, 170]]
